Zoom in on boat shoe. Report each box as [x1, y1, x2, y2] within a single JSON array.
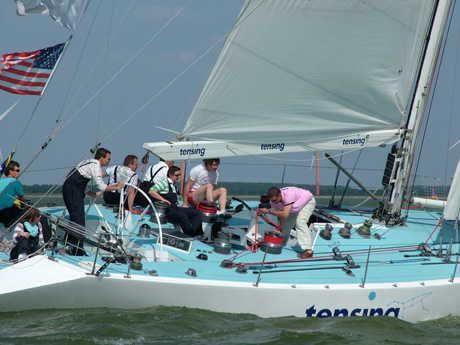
[[297, 249, 313, 258]]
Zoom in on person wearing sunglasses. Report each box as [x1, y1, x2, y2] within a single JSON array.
[[0, 160, 26, 227], [149, 166, 204, 239], [259, 186, 316, 258]]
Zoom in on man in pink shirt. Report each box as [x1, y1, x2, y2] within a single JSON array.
[[260, 186, 316, 258]]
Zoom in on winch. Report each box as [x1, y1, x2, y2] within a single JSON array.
[[258, 230, 283, 254], [258, 194, 271, 209], [138, 223, 151, 238], [214, 231, 231, 254], [150, 201, 169, 224], [197, 201, 218, 223]]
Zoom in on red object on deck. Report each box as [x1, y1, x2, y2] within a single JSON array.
[[263, 231, 283, 245]]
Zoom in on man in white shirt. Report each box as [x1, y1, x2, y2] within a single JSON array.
[[103, 154, 139, 212], [62, 148, 123, 255], [136, 159, 174, 207]]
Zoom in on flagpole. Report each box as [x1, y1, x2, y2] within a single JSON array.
[[40, 37, 73, 98]]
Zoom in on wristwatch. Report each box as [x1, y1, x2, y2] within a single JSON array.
[[269, 209, 272, 215]]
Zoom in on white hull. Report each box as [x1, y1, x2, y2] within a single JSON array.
[[1, 253, 459, 322]]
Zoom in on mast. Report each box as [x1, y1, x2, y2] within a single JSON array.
[[385, 0, 453, 219]]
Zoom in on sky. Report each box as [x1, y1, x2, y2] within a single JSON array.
[[1, 0, 460, 196]]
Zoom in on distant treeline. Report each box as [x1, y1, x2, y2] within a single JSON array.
[[218, 182, 382, 197], [24, 184, 62, 193], [23, 182, 436, 198]]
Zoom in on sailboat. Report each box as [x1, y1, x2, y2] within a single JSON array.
[[1, 0, 460, 322]]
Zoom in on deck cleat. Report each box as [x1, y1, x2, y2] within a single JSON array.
[[196, 253, 208, 261], [345, 255, 360, 269], [419, 242, 433, 256], [236, 266, 248, 274], [220, 260, 234, 268], [332, 247, 343, 260], [185, 268, 197, 277], [146, 270, 158, 277], [342, 266, 355, 277]]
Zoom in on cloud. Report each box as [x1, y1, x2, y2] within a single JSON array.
[[177, 51, 198, 64], [133, 5, 184, 22]]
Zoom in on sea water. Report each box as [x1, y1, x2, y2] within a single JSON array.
[[0, 307, 459, 344]]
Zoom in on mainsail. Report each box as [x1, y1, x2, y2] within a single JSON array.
[[182, 0, 435, 148], [145, 0, 439, 160]]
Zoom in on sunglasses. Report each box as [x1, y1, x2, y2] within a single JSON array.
[[14, 169, 20, 172]]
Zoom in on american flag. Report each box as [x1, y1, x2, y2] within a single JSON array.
[[0, 43, 65, 96]]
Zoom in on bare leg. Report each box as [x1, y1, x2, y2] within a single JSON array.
[[212, 187, 227, 211], [205, 184, 214, 202], [192, 184, 213, 204], [191, 185, 206, 204]]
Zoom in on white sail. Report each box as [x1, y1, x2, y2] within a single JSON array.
[[15, 0, 91, 33], [179, 0, 436, 150], [443, 159, 460, 221]]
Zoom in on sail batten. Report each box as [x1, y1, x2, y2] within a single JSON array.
[[181, 0, 436, 151]]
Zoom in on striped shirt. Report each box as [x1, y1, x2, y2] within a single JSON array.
[[151, 178, 177, 195]]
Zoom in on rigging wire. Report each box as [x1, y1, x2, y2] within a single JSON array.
[[58, 0, 136, 131], [12, 41, 70, 154], [44, 0, 104, 145], [4, 1, 106, 209], [99, 0, 193, 144], [445, 2, 460, 184], [97, 0, 117, 148], [9, 38, 73, 181], [19, 0, 134, 207], [0, 2, 108, 215], [168, 40, 218, 142], [104, 0, 267, 142], [21, 0, 191, 208]]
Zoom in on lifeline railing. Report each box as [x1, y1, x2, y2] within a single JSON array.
[[82, 182, 165, 255]]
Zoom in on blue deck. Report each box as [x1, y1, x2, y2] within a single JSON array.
[[2, 202, 451, 289]]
